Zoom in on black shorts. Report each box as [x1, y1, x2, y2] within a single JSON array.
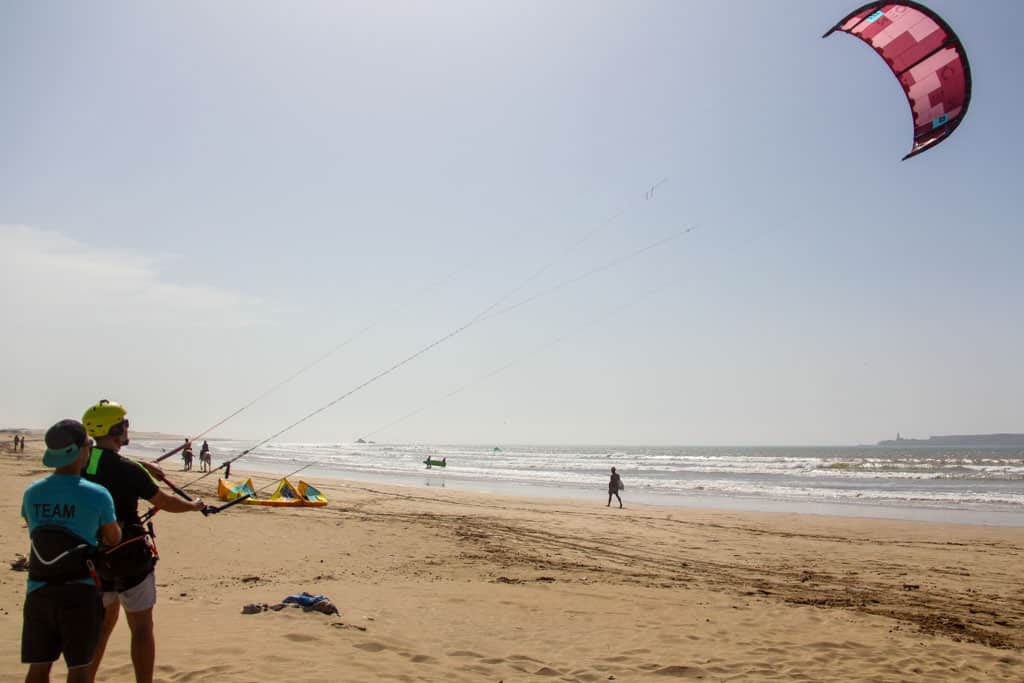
[[22, 583, 103, 668]]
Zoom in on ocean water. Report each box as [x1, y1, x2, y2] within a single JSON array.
[[128, 440, 1024, 527]]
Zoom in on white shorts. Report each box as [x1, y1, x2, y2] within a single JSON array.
[[102, 572, 157, 613]]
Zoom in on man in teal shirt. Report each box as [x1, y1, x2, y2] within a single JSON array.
[[21, 419, 121, 683]]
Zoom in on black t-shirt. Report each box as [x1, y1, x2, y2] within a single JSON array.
[[82, 448, 160, 527]]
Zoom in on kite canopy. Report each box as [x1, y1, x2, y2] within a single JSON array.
[[824, 1, 971, 159], [217, 478, 328, 507], [218, 477, 256, 501]]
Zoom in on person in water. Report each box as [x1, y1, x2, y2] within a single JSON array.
[[21, 419, 121, 683], [607, 467, 623, 508]]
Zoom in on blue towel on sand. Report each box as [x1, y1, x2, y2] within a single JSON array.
[[282, 592, 327, 607]]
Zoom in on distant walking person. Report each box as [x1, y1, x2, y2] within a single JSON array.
[[607, 467, 623, 508]]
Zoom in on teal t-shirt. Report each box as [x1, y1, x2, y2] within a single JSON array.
[[21, 474, 117, 593]]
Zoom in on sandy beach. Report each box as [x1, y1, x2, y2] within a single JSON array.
[[2, 430, 1022, 682]]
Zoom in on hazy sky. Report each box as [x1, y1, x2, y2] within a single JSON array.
[[3, 1, 1021, 446]]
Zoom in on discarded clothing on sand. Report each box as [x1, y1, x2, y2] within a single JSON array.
[[283, 592, 326, 607], [241, 592, 339, 616], [283, 591, 339, 615]]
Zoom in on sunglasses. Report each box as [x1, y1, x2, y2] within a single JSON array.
[[108, 419, 130, 437]]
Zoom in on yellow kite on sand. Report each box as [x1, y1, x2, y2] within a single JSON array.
[[217, 478, 328, 507]]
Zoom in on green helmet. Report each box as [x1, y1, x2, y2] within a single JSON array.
[[82, 399, 128, 438]]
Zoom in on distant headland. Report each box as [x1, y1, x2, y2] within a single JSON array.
[[878, 432, 1024, 446]]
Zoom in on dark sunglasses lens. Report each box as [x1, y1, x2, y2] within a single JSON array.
[[123, 419, 130, 430]]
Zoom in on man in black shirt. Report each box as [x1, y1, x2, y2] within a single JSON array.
[[81, 400, 206, 683], [607, 467, 623, 508]]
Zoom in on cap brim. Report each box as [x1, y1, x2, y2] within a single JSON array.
[[42, 445, 81, 468]]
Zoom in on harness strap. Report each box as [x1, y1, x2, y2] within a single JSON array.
[[31, 540, 90, 566], [103, 534, 150, 554], [86, 447, 158, 486], [86, 447, 103, 475], [86, 559, 101, 590]]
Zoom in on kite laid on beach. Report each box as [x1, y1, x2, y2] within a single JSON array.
[[824, 1, 971, 159], [217, 477, 327, 507]]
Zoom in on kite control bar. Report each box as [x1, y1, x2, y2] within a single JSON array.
[[201, 495, 251, 515]]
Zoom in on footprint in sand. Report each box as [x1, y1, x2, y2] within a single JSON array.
[[654, 664, 708, 678], [508, 653, 544, 663], [355, 641, 390, 653], [460, 663, 498, 676], [284, 633, 320, 643], [409, 654, 436, 663], [533, 666, 562, 676], [171, 664, 233, 681]]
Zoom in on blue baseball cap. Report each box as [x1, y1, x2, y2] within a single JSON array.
[[43, 419, 90, 468]]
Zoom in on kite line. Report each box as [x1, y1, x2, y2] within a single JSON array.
[[180, 220, 689, 490], [153, 177, 669, 467], [176, 185, 685, 490], [362, 229, 701, 440]]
